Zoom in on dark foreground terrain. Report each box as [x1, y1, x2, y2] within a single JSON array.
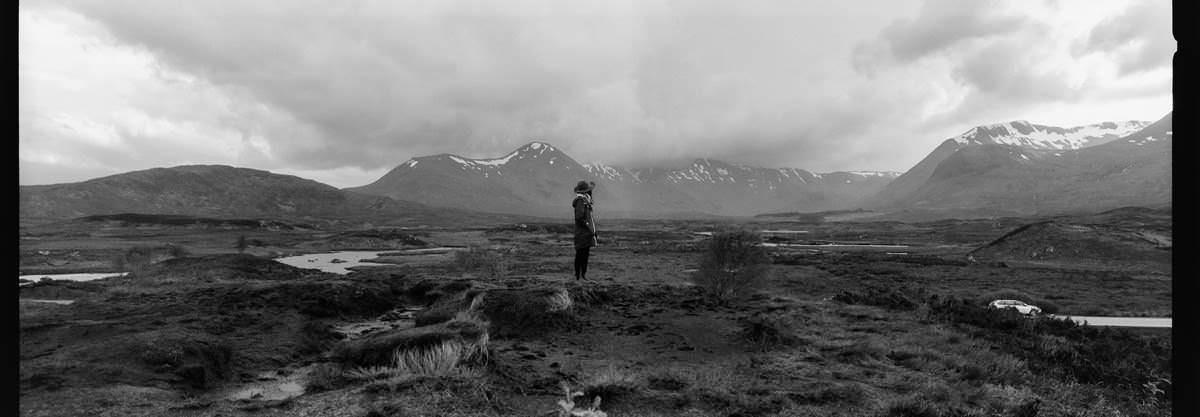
[[19, 208, 1172, 416]]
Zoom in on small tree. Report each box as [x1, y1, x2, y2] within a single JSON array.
[[692, 228, 770, 304], [235, 235, 248, 253]]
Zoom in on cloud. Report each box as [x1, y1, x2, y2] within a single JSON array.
[[852, 0, 1036, 71], [857, 0, 1171, 136], [1078, 1, 1173, 75], [18, 0, 1174, 187], [951, 35, 1080, 102]]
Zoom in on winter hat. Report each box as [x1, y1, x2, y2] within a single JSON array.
[[573, 180, 595, 193]]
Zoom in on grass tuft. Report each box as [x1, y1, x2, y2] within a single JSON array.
[[346, 340, 483, 384]]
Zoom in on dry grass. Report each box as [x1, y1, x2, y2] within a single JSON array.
[[347, 340, 483, 383]]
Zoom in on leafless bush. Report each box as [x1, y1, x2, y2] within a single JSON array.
[[691, 228, 770, 304]]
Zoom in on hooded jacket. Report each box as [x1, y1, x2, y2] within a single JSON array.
[[573, 193, 595, 249]]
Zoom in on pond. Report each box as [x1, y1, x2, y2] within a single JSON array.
[[272, 251, 391, 274], [19, 272, 128, 286]]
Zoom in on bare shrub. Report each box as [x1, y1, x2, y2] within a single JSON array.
[[691, 228, 770, 304]]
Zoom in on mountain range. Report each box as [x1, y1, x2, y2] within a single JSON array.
[[18, 113, 1171, 222], [347, 142, 899, 217]]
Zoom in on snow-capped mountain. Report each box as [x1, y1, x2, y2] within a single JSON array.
[[351, 142, 899, 217], [951, 120, 1149, 150], [867, 114, 1170, 215], [869, 119, 1153, 209]]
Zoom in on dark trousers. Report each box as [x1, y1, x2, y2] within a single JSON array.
[[574, 247, 590, 278]]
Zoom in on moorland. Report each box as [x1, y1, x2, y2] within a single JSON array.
[[18, 207, 1171, 417]]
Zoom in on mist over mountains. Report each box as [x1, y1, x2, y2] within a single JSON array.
[[18, 113, 1171, 222], [348, 142, 899, 217]]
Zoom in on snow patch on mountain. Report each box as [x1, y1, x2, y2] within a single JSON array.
[[952, 120, 1150, 150], [846, 171, 901, 178], [474, 150, 519, 166]]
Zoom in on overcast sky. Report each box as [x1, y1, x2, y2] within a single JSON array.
[[19, 0, 1172, 187]]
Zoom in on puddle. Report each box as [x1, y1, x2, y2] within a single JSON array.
[[693, 230, 809, 236], [333, 306, 422, 339], [762, 243, 910, 249], [225, 367, 311, 402], [21, 299, 75, 305], [19, 272, 128, 286], [273, 251, 389, 274]]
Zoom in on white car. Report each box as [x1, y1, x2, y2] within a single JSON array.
[[988, 299, 1042, 316]]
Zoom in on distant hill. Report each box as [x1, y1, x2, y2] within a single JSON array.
[[866, 114, 1168, 216], [349, 142, 899, 218], [19, 165, 515, 225]]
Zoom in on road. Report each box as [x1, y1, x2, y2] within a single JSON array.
[[1048, 315, 1171, 328]]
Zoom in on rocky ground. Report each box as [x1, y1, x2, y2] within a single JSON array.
[[18, 211, 1172, 416]]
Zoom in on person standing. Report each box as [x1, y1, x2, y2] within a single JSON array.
[[572, 180, 597, 280]]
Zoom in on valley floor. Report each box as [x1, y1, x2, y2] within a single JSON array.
[[18, 213, 1172, 416]]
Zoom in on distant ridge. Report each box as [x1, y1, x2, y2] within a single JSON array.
[[348, 142, 900, 217], [18, 164, 516, 225]]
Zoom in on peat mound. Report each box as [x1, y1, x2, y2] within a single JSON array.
[[967, 221, 1170, 270], [122, 254, 324, 285], [19, 254, 408, 394], [330, 319, 488, 367]]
